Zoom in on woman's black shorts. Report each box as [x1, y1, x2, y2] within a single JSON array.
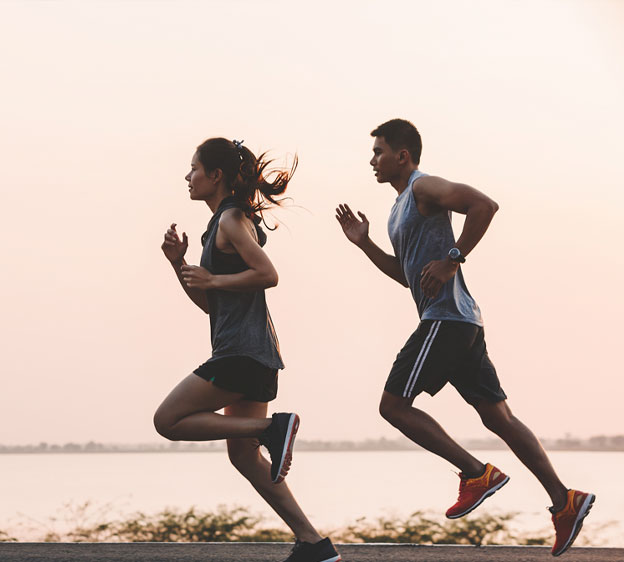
[[193, 355, 278, 403], [384, 320, 507, 406]]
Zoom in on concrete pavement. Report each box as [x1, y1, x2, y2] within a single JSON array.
[[0, 543, 621, 562]]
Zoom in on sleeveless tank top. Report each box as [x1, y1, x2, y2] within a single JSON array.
[[387, 170, 483, 326], [199, 197, 284, 369]]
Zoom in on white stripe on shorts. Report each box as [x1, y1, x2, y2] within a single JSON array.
[[403, 320, 442, 398]]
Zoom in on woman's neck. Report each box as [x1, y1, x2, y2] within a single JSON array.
[[205, 187, 232, 213]]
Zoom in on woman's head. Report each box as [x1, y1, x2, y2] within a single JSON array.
[[187, 137, 296, 218]]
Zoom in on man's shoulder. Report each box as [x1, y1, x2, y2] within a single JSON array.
[[411, 174, 451, 194]]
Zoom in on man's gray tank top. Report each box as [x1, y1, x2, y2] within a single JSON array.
[[199, 197, 284, 369], [387, 170, 483, 326]]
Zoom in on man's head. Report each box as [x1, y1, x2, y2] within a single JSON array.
[[369, 119, 422, 184]]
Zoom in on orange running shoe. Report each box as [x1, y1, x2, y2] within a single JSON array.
[[550, 489, 595, 556], [445, 463, 510, 519]]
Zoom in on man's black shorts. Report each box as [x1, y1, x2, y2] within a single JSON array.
[[194, 355, 278, 403], [384, 320, 507, 405]]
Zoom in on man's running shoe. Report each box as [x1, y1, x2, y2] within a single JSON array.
[[259, 412, 299, 484], [445, 463, 510, 519], [550, 489, 595, 556], [281, 538, 341, 562]]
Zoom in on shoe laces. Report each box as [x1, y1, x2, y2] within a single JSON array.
[[452, 471, 469, 500]]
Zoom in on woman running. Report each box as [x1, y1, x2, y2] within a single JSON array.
[[154, 137, 340, 562]]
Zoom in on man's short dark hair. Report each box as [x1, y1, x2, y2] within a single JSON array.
[[371, 119, 422, 165]]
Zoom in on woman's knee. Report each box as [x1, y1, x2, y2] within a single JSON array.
[[153, 408, 179, 441]]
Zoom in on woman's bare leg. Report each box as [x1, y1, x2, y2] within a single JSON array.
[[225, 400, 322, 544], [153, 374, 271, 440]]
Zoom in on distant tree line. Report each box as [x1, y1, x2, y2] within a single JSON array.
[[2, 434, 624, 454]]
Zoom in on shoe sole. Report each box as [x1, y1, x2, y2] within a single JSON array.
[[552, 493, 596, 557], [446, 475, 510, 519], [318, 557, 341, 562], [273, 414, 299, 484]]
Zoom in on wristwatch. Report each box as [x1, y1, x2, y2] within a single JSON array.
[[448, 247, 466, 264]]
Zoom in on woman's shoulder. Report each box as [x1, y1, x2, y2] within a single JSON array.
[[218, 207, 262, 242], [219, 206, 249, 227]]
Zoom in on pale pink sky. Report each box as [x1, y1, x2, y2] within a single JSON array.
[[1, 0, 623, 445]]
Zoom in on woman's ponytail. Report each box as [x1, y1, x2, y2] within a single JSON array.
[[196, 137, 296, 223]]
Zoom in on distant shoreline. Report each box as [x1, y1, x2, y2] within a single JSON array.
[[2, 435, 623, 454]]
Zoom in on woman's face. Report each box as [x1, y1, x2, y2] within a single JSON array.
[[185, 152, 216, 200]]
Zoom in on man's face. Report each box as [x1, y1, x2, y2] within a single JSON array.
[[370, 136, 401, 184]]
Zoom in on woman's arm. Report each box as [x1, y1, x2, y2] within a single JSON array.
[[161, 224, 210, 313], [181, 210, 278, 292]]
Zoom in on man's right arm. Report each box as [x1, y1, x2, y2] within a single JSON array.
[[336, 204, 408, 288], [357, 238, 408, 287]]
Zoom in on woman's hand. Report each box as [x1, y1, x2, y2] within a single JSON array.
[[181, 264, 215, 290], [161, 223, 188, 265]]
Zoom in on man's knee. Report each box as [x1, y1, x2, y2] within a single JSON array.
[[477, 400, 514, 433], [379, 392, 409, 425]]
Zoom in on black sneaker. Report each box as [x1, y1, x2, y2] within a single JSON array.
[[259, 412, 300, 483], [282, 538, 341, 562]]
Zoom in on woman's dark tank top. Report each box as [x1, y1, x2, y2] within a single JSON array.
[[199, 197, 284, 369]]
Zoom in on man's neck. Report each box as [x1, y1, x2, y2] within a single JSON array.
[[391, 166, 419, 195]]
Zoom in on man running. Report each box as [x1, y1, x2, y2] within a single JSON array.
[[335, 118, 594, 556]]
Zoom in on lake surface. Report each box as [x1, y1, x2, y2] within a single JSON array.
[[1, 450, 622, 545]]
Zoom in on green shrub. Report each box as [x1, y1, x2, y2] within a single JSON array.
[[110, 506, 263, 542], [338, 512, 550, 545], [4, 502, 589, 546], [0, 530, 17, 542]]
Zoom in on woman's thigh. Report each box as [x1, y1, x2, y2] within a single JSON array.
[[155, 373, 244, 425]]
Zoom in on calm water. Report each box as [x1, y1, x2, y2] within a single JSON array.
[[1, 450, 622, 544]]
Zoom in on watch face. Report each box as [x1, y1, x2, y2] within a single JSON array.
[[449, 248, 460, 259]]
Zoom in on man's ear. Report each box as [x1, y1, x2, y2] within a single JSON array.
[[398, 149, 409, 163]]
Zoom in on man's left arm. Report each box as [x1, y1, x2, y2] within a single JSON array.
[[415, 176, 499, 298]]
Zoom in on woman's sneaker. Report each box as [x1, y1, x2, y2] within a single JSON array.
[[550, 489, 596, 556], [445, 463, 510, 519], [281, 538, 341, 562], [259, 412, 300, 483]]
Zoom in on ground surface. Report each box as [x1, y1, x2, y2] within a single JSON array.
[[0, 543, 621, 562]]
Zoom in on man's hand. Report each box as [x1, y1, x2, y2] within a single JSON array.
[[181, 265, 215, 290], [161, 223, 188, 265], [335, 204, 370, 247], [420, 259, 459, 298]]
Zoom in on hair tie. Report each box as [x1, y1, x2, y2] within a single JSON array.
[[232, 139, 244, 161]]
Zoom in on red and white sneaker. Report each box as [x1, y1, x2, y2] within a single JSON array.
[[445, 463, 510, 519], [550, 489, 595, 556]]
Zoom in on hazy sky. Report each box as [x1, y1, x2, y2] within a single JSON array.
[[1, 0, 623, 446]]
